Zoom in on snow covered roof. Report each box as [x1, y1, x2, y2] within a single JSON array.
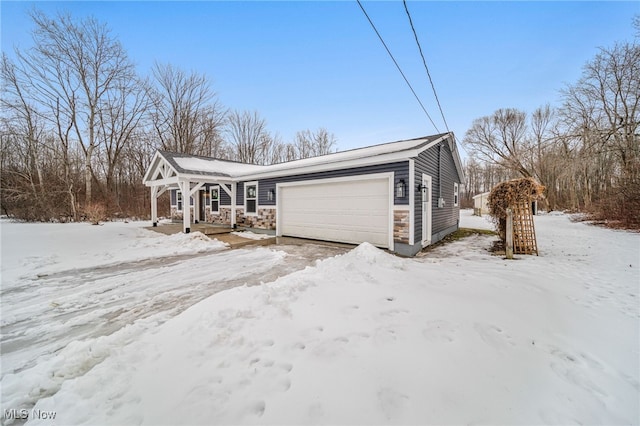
[[160, 151, 266, 178], [144, 132, 464, 184]]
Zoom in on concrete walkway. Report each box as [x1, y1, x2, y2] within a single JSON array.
[[146, 223, 233, 236], [145, 223, 276, 249], [145, 223, 359, 251]]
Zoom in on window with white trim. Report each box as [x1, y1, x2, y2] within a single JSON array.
[[245, 181, 258, 215], [454, 183, 459, 207], [176, 190, 183, 212], [210, 185, 220, 214]]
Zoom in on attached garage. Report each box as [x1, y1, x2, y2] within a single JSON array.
[[277, 174, 393, 248]]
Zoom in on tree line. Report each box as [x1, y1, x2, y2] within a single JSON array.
[[462, 18, 639, 228], [1, 10, 337, 221]]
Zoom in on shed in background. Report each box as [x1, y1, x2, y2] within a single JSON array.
[[473, 192, 490, 216]]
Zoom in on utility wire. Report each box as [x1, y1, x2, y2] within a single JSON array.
[[402, 0, 450, 134], [356, 0, 440, 133]]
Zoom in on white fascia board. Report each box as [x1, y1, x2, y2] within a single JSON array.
[[415, 133, 465, 183], [179, 174, 235, 183], [145, 173, 233, 187], [414, 133, 449, 156], [145, 176, 179, 187], [142, 151, 166, 183], [450, 138, 466, 182], [238, 150, 417, 181]]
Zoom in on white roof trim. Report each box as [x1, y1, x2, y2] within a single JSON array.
[[239, 149, 419, 180], [239, 134, 451, 180], [142, 133, 465, 185]]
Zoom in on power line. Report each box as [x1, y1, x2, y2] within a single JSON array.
[[356, 0, 440, 133], [402, 0, 450, 134]]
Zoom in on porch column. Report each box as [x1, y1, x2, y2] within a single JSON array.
[[150, 186, 158, 227], [231, 182, 236, 228], [194, 189, 200, 224], [179, 180, 191, 233]]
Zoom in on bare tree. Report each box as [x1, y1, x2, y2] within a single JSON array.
[[226, 110, 268, 164], [1, 53, 80, 219], [15, 10, 137, 205], [291, 127, 337, 160], [310, 127, 338, 156], [96, 78, 150, 208], [149, 63, 226, 156], [1, 55, 45, 198], [463, 108, 533, 178], [560, 39, 639, 223]]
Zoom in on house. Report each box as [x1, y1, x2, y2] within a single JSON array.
[[473, 191, 490, 216], [143, 132, 464, 257]]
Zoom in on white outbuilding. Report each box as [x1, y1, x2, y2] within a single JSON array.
[[473, 192, 490, 216]]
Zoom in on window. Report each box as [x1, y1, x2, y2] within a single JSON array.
[[177, 190, 183, 211], [454, 183, 459, 207], [245, 181, 257, 215], [210, 185, 220, 214]]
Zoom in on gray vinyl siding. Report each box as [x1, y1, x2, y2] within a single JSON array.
[[252, 161, 410, 206], [414, 140, 461, 243], [219, 184, 232, 206], [170, 189, 193, 206], [202, 183, 232, 206], [171, 184, 231, 206], [236, 182, 244, 206]]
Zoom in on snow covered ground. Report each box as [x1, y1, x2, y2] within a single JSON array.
[[1, 211, 639, 425]]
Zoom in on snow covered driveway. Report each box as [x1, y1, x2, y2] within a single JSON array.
[[1, 212, 639, 425], [0, 221, 347, 419]]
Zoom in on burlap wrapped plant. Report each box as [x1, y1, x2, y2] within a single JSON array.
[[488, 177, 545, 241]]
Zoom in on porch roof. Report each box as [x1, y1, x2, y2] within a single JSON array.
[[143, 150, 264, 187]]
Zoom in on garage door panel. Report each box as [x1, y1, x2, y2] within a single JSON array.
[[280, 177, 390, 248]]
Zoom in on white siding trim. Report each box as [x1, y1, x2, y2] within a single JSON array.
[[409, 159, 415, 246], [244, 181, 258, 216], [421, 174, 433, 247], [210, 185, 220, 215], [454, 182, 459, 207]]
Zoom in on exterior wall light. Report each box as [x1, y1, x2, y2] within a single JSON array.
[[268, 188, 275, 201], [396, 179, 407, 198]]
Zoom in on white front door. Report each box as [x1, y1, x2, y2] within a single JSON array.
[[422, 174, 432, 246]]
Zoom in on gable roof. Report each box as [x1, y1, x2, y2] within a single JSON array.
[[143, 132, 464, 184], [160, 151, 266, 177]]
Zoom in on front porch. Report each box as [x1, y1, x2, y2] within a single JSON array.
[[144, 222, 276, 249], [145, 223, 233, 236], [143, 151, 243, 234]]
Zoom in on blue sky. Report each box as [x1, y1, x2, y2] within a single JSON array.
[[2, 1, 639, 156]]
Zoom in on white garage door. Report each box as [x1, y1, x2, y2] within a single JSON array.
[[279, 176, 391, 248]]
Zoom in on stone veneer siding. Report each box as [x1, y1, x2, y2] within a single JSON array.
[[235, 207, 276, 230], [171, 206, 194, 222], [393, 210, 410, 244], [205, 207, 232, 225]]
